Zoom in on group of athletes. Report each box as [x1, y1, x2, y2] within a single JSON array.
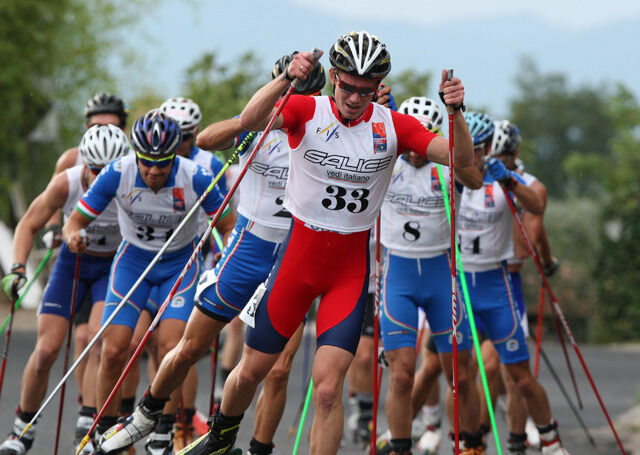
[[0, 30, 566, 455]]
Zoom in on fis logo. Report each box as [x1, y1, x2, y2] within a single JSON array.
[[430, 167, 442, 192], [484, 184, 495, 208], [372, 122, 387, 154], [261, 137, 283, 155], [316, 121, 340, 142], [173, 188, 185, 212], [125, 189, 144, 205]]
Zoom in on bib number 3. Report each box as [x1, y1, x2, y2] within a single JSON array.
[[321, 185, 369, 213]]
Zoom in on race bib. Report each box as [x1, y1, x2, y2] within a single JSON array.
[[239, 282, 267, 328]]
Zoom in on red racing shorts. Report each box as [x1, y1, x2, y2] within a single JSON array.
[[245, 217, 370, 355]]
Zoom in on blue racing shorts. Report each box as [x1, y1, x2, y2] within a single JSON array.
[[463, 262, 529, 364], [102, 240, 200, 329], [510, 271, 529, 337], [39, 243, 112, 320], [380, 250, 472, 353], [196, 215, 282, 322]]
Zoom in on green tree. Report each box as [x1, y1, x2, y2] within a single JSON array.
[[591, 85, 640, 341], [184, 51, 264, 156], [385, 68, 433, 107], [509, 57, 615, 198], [0, 0, 149, 225]]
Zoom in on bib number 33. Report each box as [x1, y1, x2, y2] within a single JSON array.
[[321, 185, 369, 213]]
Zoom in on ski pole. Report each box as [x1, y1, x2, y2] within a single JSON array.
[[291, 378, 313, 455], [0, 283, 19, 400], [21, 132, 255, 443], [76, 49, 322, 453], [445, 69, 461, 455], [288, 375, 313, 438], [371, 216, 382, 454], [539, 346, 596, 448], [53, 255, 81, 455], [0, 248, 53, 337], [534, 284, 545, 378], [208, 335, 219, 416], [500, 184, 627, 455], [436, 164, 503, 455]]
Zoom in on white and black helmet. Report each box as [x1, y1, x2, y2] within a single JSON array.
[[79, 124, 130, 167], [159, 97, 202, 135], [399, 97, 444, 130], [491, 120, 521, 156], [329, 31, 391, 79]]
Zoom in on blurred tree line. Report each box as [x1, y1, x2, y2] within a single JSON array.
[[2, 1, 638, 341]]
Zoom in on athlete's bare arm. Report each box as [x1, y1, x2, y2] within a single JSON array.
[[240, 51, 321, 132], [455, 165, 483, 190], [63, 209, 92, 255], [45, 147, 80, 229], [196, 118, 244, 151], [510, 178, 544, 216], [214, 209, 237, 247], [13, 172, 70, 266]]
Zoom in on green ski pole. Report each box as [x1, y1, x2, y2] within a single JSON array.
[[437, 164, 502, 455]]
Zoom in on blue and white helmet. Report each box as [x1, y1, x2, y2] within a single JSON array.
[[130, 109, 182, 156], [79, 124, 130, 167], [399, 97, 444, 130], [491, 120, 521, 156], [464, 111, 494, 146]]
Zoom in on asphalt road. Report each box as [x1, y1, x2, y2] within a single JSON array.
[[0, 327, 636, 455]]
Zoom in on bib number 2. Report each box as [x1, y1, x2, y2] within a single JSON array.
[[321, 185, 369, 213]]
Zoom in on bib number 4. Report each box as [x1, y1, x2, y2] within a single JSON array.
[[321, 185, 369, 213]]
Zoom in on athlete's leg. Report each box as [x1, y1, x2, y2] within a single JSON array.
[[502, 361, 550, 425], [411, 335, 441, 416], [220, 316, 244, 384], [309, 345, 354, 455], [19, 314, 68, 411], [251, 323, 304, 451], [345, 295, 375, 446], [384, 347, 417, 439], [477, 339, 503, 430], [151, 308, 225, 400], [97, 324, 134, 416]]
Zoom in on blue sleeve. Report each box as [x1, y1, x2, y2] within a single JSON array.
[[387, 93, 397, 111], [234, 130, 252, 155], [192, 165, 225, 216], [209, 156, 228, 196], [78, 161, 121, 218]]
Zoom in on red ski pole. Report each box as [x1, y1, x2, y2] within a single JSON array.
[[500, 184, 627, 455]]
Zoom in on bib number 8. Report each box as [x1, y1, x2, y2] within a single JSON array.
[[321, 185, 369, 214]]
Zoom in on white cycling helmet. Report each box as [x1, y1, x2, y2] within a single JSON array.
[[399, 97, 444, 130], [159, 97, 202, 135], [79, 124, 130, 167], [491, 120, 521, 156]]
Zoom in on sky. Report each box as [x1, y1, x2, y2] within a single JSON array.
[[115, 0, 640, 119]]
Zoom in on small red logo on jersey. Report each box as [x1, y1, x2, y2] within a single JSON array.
[[484, 184, 495, 208], [372, 122, 387, 154], [431, 167, 441, 192], [173, 188, 185, 212]]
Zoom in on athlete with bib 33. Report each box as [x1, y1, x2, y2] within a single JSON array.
[[173, 31, 475, 455]]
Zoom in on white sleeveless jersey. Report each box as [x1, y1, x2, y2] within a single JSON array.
[[508, 171, 539, 265], [112, 155, 208, 252], [381, 158, 459, 257], [63, 165, 121, 254], [238, 129, 291, 231], [459, 180, 513, 271], [74, 147, 83, 166], [284, 97, 398, 232]]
